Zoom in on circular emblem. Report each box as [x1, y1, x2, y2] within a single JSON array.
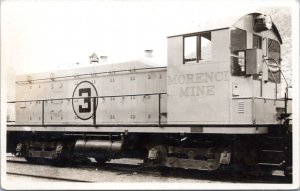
[[72, 81, 98, 120]]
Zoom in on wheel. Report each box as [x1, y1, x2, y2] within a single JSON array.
[[157, 166, 169, 176], [95, 156, 110, 164], [25, 157, 38, 163], [51, 157, 69, 166], [284, 166, 292, 177]]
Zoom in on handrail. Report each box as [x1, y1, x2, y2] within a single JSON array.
[[7, 92, 167, 103], [263, 58, 292, 116], [264, 58, 290, 88], [7, 92, 167, 127], [16, 66, 167, 84], [263, 59, 278, 99]]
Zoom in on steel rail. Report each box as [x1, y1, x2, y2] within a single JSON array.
[[6, 158, 291, 183], [6, 172, 92, 182]]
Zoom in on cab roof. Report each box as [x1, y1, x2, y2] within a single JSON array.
[[168, 12, 282, 44]]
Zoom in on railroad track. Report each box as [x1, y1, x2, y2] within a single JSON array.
[[6, 158, 93, 182], [6, 157, 292, 183], [7, 172, 91, 182]]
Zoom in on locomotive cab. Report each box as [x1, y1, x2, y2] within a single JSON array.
[[167, 13, 291, 132]]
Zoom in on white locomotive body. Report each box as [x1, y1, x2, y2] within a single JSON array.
[[14, 61, 167, 126], [7, 13, 292, 173]]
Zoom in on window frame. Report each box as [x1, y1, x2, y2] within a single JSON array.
[[230, 27, 247, 55], [183, 32, 212, 64], [183, 35, 197, 63], [230, 27, 247, 76], [253, 34, 262, 49], [267, 38, 281, 83]]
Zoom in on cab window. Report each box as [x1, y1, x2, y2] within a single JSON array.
[[253, 35, 262, 49], [230, 28, 247, 76], [184, 36, 197, 63], [268, 39, 281, 83], [184, 32, 211, 64]]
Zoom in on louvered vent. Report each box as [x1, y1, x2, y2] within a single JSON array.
[[237, 101, 245, 113]]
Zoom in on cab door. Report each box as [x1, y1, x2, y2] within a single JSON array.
[[252, 34, 264, 98]]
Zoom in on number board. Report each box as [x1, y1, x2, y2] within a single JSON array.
[[72, 81, 98, 120]]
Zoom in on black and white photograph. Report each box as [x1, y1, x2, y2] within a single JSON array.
[[1, 0, 299, 190]]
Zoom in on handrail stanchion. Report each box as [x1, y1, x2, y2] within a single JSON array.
[[158, 94, 161, 126], [263, 60, 278, 99], [93, 97, 97, 126], [42, 100, 45, 126], [284, 87, 289, 115]]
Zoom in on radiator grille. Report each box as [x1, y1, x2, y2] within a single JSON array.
[[237, 101, 245, 113]]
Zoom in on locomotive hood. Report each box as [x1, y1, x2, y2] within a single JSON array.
[[16, 59, 163, 83]]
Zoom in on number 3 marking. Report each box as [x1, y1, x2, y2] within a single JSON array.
[[79, 88, 91, 113], [72, 81, 98, 120]]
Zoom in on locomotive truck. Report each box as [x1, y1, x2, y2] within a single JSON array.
[[7, 13, 292, 174]]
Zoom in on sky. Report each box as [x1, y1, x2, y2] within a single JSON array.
[[1, 0, 283, 74]]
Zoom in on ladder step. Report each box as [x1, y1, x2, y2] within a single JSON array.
[[258, 163, 282, 167], [260, 150, 283, 153], [266, 136, 284, 139]]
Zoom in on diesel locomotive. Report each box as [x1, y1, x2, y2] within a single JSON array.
[[7, 13, 292, 174]]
